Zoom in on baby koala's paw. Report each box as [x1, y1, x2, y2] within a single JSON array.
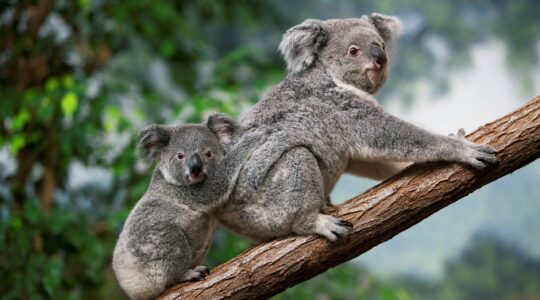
[[450, 128, 497, 169], [314, 214, 353, 242], [182, 266, 210, 281]]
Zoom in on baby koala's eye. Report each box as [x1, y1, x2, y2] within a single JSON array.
[[177, 152, 185, 160], [204, 150, 212, 158], [348, 45, 360, 56]]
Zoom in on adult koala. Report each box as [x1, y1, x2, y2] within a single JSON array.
[[216, 13, 497, 242]]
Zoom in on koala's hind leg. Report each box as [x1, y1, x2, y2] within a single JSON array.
[[180, 265, 210, 281], [269, 147, 352, 241]]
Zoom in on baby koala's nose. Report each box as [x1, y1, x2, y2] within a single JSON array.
[[188, 154, 203, 176], [370, 44, 387, 68]]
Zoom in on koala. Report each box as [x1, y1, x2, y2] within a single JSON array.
[[112, 115, 261, 300], [215, 13, 497, 243]]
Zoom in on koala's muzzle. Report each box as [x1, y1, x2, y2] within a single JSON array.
[[370, 44, 387, 68], [188, 154, 204, 177]]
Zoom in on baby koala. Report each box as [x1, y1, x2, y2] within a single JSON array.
[[112, 115, 258, 300]]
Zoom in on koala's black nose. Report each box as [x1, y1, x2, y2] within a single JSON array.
[[370, 44, 387, 67], [188, 154, 203, 176]]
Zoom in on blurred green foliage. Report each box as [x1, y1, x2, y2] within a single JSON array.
[[1, 0, 539, 299]]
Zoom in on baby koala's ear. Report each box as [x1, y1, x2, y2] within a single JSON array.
[[137, 125, 170, 161], [368, 13, 403, 46], [206, 114, 238, 146]]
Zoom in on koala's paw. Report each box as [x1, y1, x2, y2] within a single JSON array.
[[451, 128, 497, 169], [449, 128, 467, 139], [182, 266, 210, 281], [314, 214, 353, 242]]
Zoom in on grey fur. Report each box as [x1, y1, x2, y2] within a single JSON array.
[[112, 115, 261, 300], [215, 14, 497, 243], [279, 19, 328, 74]]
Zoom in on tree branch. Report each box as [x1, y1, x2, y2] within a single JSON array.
[[159, 96, 540, 300]]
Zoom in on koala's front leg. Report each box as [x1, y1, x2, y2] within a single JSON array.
[[345, 160, 412, 181], [342, 106, 497, 169]]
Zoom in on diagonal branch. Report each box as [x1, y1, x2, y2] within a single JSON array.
[[159, 96, 540, 300]]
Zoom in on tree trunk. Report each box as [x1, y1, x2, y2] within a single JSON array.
[[159, 96, 540, 300]]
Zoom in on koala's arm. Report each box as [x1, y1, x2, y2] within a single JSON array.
[[339, 103, 497, 169], [345, 160, 412, 181], [193, 132, 264, 208]]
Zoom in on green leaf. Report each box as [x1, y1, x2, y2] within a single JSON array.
[[61, 92, 79, 118], [23, 200, 42, 224], [37, 97, 54, 122], [9, 135, 26, 155], [12, 109, 30, 131], [49, 210, 69, 234], [62, 75, 75, 88], [395, 289, 412, 300], [79, 0, 91, 12], [10, 215, 23, 231], [104, 105, 121, 133], [45, 78, 59, 92], [43, 257, 63, 296], [380, 286, 399, 300], [160, 40, 177, 58]]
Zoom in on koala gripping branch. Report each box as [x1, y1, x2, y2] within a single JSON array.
[[159, 96, 540, 300]]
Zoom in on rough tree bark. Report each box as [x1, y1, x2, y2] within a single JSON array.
[[159, 96, 540, 300]]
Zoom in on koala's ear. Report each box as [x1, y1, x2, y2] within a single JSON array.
[[368, 13, 403, 45], [137, 125, 170, 161], [278, 19, 328, 74], [207, 114, 238, 146]]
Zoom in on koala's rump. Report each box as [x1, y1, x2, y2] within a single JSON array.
[[217, 146, 326, 241]]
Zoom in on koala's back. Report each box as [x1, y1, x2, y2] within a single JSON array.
[[238, 72, 354, 193]]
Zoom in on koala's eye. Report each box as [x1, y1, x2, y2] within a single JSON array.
[[373, 42, 385, 51], [348, 45, 360, 56], [204, 150, 212, 158], [177, 152, 185, 160]]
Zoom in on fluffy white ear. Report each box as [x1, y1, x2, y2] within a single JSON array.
[[206, 114, 239, 146], [368, 13, 403, 45], [137, 125, 170, 161], [278, 19, 328, 74]]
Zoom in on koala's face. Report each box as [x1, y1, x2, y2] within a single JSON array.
[[279, 13, 402, 94], [321, 19, 390, 94], [160, 126, 224, 186], [138, 115, 237, 186]]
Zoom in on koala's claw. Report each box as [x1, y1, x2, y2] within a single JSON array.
[[450, 129, 497, 169], [183, 266, 210, 281], [449, 128, 468, 140], [314, 214, 351, 242], [463, 143, 497, 169], [194, 265, 210, 276], [337, 220, 354, 228]]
